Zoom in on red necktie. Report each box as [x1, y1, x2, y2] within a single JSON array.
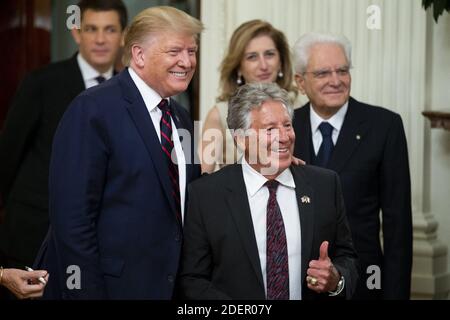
[[157, 99, 181, 224], [265, 180, 289, 300]]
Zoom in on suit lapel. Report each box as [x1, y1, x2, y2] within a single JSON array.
[[291, 166, 315, 285], [119, 70, 179, 220], [225, 165, 265, 292], [328, 97, 369, 173], [294, 104, 313, 164], [66, 54, 86, 97]]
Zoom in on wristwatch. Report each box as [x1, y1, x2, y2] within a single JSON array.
[[328, 276, 345, 296]]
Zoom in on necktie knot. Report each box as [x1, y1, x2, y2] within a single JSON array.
[[265, 180, 279, 194], [319, 122, 333, 138], [95, 75, 106, 84], [157, 99, 170, 113]]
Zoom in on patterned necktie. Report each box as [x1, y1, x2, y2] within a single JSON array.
[[316, 122, 334, 167], [95, 75, 106, 84], [265, 180, 289, 300], [157, 99, 181, 224]]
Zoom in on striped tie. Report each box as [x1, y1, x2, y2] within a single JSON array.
[[157, 99, 181, 224], [265, 180, 289, 300]]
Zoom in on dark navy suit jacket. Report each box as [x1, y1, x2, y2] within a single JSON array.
[[34, 69, 200, 299]]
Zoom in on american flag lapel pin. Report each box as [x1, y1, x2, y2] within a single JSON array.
[[301, 195, 311, 204]]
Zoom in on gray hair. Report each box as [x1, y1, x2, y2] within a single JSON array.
[[293, 32, 352, 74], [227, 83, 294, 132]]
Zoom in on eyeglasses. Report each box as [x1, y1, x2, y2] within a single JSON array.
[[303, 66, 351, 79]]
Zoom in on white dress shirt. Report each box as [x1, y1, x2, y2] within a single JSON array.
[[241, 157, 302, 300], [77, 53, 113, 89], [128, 67, 187, 222], [310, 102, 348, 155]]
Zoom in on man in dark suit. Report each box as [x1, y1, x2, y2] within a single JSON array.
[[292, 32, 412, 299], [179, 83, 358, 300], [0, 0, 127, 269], [34, 6, 203, 299]]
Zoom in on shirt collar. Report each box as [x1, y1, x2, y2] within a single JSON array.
[[241, 157, 296, 198], [310, 101, 348, 133], [128, 67, 169, 111], [77, 53, 113, 83]]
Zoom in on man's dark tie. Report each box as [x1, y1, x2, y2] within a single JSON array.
[[157, 99, 182, 224], [316, 122, 334, 167], [95, 75, 106, 84], [265, 180, 289, 300]]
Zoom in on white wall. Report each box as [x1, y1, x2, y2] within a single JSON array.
[[427, 12, 450, 271]]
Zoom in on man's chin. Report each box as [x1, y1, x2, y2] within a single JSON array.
[[323, 96, 348, 108], [91, 60, 114, 71], [168, 82, 190, 95], [259, 158, 292, 177]]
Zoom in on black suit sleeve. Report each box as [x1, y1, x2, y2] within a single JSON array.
[[0, 74, 42, 197], [380, 114, 412, 299], [178, 184, 232, 300], [331, 172, 359, 299]]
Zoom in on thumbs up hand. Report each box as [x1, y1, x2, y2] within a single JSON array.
[[306, 241, 341, 293]]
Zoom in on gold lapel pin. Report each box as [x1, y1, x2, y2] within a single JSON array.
[[301, 195, 311, 204]]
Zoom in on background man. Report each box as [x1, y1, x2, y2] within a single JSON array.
[[0, 0, 127, 270], [292, 32, 412, 299]]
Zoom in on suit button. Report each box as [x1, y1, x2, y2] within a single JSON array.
[[175, 234, 181, 242], [168, 275, 175, 283]]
